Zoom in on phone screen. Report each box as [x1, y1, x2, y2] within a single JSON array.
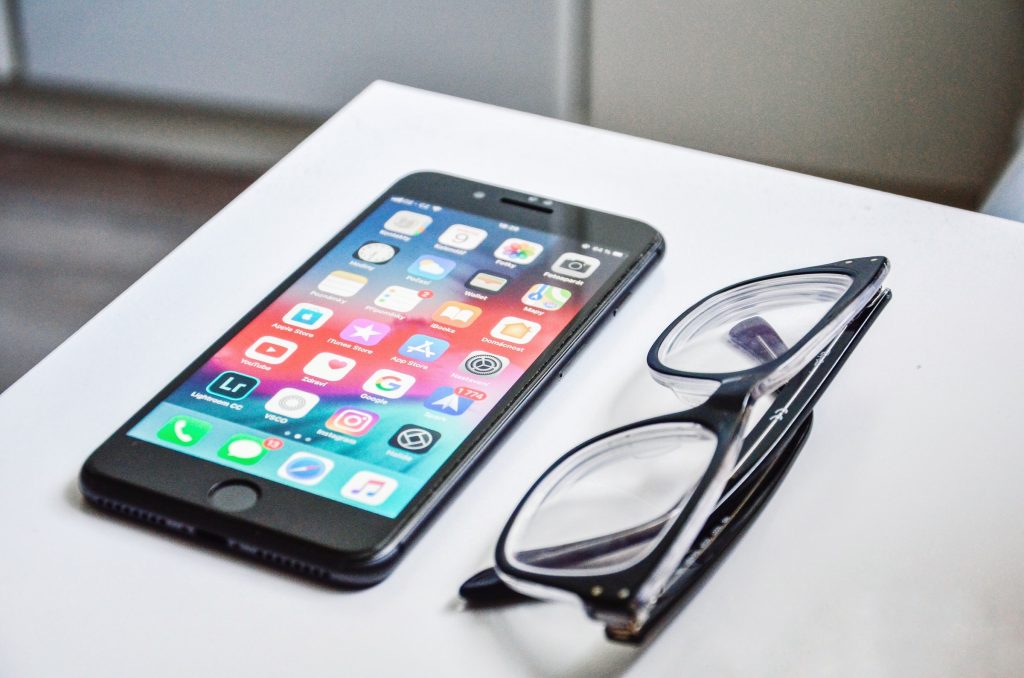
[[128, 196, 629, 518]]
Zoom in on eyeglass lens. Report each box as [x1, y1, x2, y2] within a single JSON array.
[[503, 423, 718, 577], [658, 273, 853, 376]]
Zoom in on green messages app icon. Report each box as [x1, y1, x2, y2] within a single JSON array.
[[156, 415, 212, 447], [217, 434, 268, 466]]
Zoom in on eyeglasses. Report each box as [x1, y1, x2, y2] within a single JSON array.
[[460, 257, 892, 643]]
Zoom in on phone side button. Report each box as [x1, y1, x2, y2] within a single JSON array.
[[208, 480, 260, 512]]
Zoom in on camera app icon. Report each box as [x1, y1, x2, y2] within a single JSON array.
[[551, 252, 601, 279]]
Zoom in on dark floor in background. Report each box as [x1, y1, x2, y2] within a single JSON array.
[[0, 145, 257, 392]]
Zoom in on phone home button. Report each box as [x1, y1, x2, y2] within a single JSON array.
[[208, 480, 260, 512]]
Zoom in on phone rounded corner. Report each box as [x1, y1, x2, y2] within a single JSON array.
[[652, 229, 666, 253], [78, 452, 107, 494], [322, 540, 404, 588], [388, 170, 451, 192], [640, 225, 666, 258]]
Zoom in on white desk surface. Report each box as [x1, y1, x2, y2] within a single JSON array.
[[3, 82, 1023, 677]]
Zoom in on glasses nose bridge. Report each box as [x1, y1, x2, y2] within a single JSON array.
[[692, 378, 757, 432]]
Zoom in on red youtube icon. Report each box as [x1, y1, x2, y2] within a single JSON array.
[[244, 336, 298, 365]]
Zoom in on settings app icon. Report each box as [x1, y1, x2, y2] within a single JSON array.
[[460, 351, 510, 378], [389, 424, 441, 454]]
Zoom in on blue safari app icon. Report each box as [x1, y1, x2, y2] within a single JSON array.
[[407, 255, 456, 281], [277, 452, 334, 486]]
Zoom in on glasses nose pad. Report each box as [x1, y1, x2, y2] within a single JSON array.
[[728, 316, 790, 362], [650, 316, 791, 411]]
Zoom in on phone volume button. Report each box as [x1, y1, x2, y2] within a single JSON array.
[[612, 291, 634, 316]]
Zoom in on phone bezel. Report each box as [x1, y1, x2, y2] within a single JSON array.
[[81, 171, 664, 579]]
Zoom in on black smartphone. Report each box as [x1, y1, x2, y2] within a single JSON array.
[[80, 172, 663, 586]]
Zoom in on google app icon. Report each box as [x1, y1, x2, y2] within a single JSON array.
[[362, 369, 417, 399]]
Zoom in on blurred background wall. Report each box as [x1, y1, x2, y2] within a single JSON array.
[[2, 1, 1023, 390], [592, 1, 1024, 206], [0, 3, 13, 78], [2, 0, 1022, 206]]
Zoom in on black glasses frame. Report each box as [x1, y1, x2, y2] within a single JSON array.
[[616, 285, 890, 642], [484, 257, 890, 639]]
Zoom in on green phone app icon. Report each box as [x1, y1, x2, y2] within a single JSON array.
[[217, 434, 268, 466], [156, 415, 212, 447]]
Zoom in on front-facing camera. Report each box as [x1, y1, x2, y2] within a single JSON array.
[[472, 191, 486, 199]]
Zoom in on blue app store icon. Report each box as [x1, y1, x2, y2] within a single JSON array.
[[398, 334, 450, 363]]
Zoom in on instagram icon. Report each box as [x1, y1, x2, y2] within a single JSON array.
[[326, 407, 379, 437]]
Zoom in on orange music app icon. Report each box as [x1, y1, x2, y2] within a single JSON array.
[[340, 471, 398, 506], [432, 300, 482, 328]]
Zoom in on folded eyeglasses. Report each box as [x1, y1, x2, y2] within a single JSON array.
[[460, 257, 892, 643]]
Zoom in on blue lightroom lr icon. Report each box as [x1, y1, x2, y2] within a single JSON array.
[[206, 371, 260, 401]]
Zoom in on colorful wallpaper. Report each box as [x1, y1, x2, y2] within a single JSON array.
[[128, 196, 625, 518]]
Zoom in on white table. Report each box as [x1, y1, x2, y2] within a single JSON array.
[[3, 82, 1023, 677]]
